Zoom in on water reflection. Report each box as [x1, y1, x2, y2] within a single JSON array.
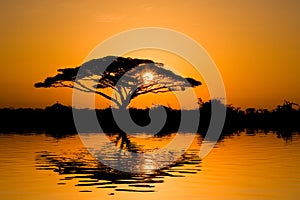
[[35, 133, 201, 194], [244, 129, 299, 142], [34, 130, 300, 196], [1, 130, 299, 199]]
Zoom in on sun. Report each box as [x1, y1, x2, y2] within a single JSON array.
[[142, 72, 154, 84]]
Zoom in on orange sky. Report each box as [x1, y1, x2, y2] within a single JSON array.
[[0, 0, 299, 109]]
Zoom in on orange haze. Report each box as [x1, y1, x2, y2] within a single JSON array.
[[0, 0, 299, 109]]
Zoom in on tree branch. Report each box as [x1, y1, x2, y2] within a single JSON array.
[[73, 80, 122, 108]]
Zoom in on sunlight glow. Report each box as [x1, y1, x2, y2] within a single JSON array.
[[142, 72, 154, 84]]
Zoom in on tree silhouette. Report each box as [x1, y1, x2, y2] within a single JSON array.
[[35, 56, 201, 109]]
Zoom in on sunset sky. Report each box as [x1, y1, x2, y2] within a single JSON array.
[[0, 0, 299, 109]]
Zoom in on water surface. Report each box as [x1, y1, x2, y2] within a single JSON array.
[[0, 131, 299, 199]]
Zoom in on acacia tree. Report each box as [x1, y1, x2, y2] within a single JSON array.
[[35, 56, 201, 109]]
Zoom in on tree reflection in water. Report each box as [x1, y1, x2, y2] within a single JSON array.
[[35, 132, 201, 193]]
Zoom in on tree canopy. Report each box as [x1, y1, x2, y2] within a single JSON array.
[[35, 56, 201, 108]]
